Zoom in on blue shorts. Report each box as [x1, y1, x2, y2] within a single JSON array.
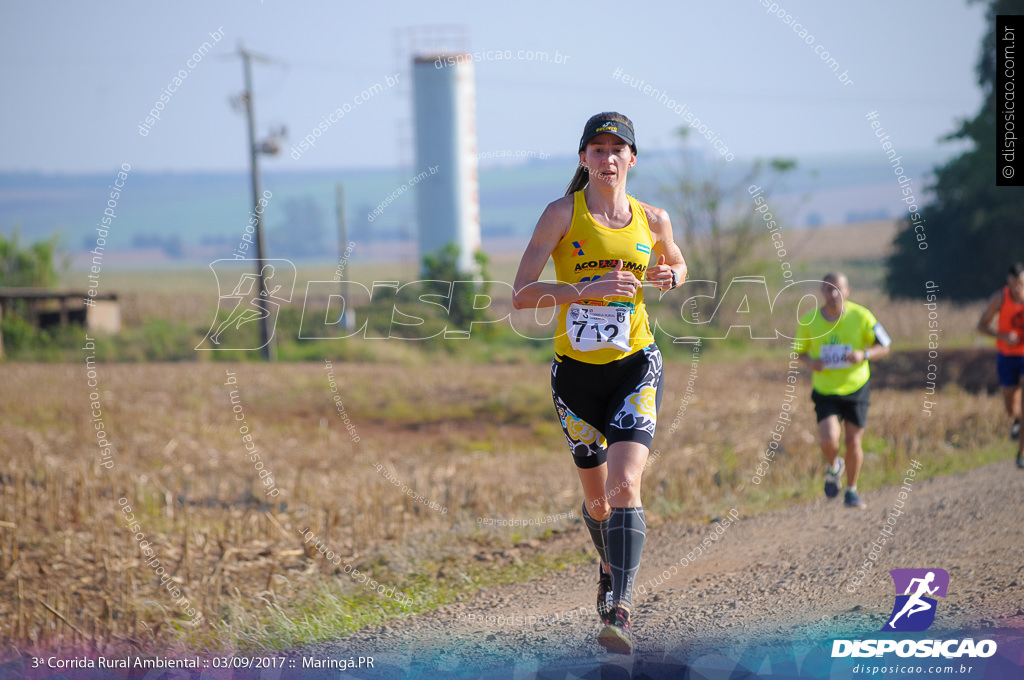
[[997, 353, 1024, 387]]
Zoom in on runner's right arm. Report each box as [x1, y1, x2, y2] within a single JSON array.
[[512, 197, 640, 309], [797, 353, 824, 372], [793, 324, 824, 372], [977, 290, 1018, 344]]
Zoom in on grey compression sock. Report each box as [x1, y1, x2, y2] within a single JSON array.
[[606, 506, 646, 610], [582, 502, 609, 567]]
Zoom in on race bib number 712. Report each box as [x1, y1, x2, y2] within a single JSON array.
[[567, 303, 631, 352]]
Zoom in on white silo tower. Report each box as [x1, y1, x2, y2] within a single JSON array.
[[412, 52, 481, 275]]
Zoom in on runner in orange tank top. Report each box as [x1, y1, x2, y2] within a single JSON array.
[[977, 262, 1024, 468]]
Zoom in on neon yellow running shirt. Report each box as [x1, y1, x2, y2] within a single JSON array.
[[793, 301, 880, 395]]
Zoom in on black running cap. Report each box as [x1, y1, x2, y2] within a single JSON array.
[[578, 118, 636, 153]]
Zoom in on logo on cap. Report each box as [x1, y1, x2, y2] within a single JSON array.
[[595, 122, 619, 133]]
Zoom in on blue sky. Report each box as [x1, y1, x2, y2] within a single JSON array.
[[1, 0, 986, 174]]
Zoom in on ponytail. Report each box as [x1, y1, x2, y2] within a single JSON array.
[[565, 165, 588, 196]]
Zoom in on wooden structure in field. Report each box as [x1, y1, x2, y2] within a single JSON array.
[[0, 288, 120, 356]]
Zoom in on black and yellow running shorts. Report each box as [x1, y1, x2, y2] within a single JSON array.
[[550, 343, 664, 469]]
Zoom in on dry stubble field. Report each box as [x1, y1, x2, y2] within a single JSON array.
[[0, 343, 1010, 658], [3, 219, 1011, 658]]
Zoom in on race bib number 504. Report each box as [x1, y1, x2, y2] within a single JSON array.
[[820, 343, 853, 369], [567, 303, 631, 352]]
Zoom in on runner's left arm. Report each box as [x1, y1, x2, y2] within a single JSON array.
[[641, 203, 687, 291], [848, 316, 892, 364]]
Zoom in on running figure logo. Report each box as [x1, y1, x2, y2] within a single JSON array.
[[882, 568, 949, 632], [197, 259, 295, 350]]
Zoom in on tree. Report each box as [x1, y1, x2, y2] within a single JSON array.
[[0, 229, 60, 288], [662, 128, 797, 289], [886, 0, 1024, 300], [421, 243, 492, 331]]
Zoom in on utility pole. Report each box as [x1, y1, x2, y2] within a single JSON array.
[[335, 184, 355, 330], [234, 43, 283, 360]]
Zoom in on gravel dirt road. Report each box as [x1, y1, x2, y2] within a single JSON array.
[[303, 459, 1024, 678]]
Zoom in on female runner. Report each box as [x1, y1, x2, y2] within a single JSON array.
[[512, 112, 687, 654]]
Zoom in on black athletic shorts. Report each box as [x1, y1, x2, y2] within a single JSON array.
[[550, 343, 664, 469], [811, 383, 870, 428]]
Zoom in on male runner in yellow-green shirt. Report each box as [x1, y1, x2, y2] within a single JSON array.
[[794, 273, 891, 509]]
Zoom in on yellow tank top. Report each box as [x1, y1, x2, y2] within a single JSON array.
[[552, 190, 655, 363]]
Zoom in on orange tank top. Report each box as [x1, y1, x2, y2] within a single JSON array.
[[997, 286, 1024, 356]]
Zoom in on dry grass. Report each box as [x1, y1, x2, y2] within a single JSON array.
[[777, 219, 898, 263], [7, 219, 1002, 653], [0, 353, 1009, 656], [0, 360, 580, 656]]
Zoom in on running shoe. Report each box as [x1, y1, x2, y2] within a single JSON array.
[[1012, 418, 1020, 441], [597, 566, 613, 626], [597, 607, 633, 655], [824, 457, 845, 499], [1016, 451, 1023, 469], [844, 489, 867, 509]]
